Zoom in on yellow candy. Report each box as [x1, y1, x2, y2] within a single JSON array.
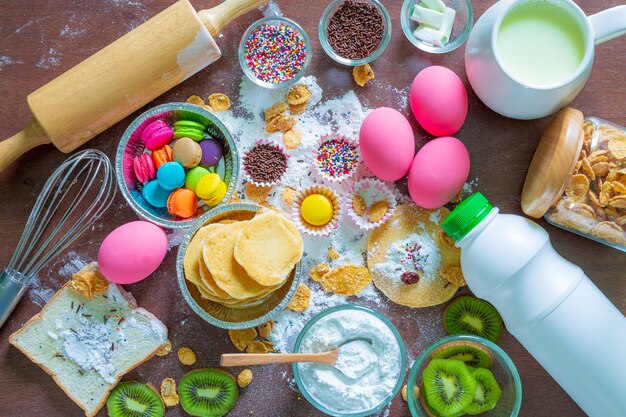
[[196, 173, 227, 206], [301, 194, 333, 226]]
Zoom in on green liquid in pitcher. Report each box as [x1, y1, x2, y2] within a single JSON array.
[[497, 2, 586, 87]]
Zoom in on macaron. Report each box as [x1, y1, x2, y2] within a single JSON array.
[[199, 139, 223, 167], [185, 166, 210, 192], [141, 119, 174, 150], [156, 161, 186, 191], [196, 173, 227, 206], [151, 144, 173, 169], [142, 180, 171, 208], [301, 194, 334, 226], [173, 137, 202, 168], [167, 188, 198, 219], [174, 120, 205, 141], [133, 153, 155, 183]]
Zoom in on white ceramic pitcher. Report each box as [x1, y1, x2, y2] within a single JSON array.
[[465, 0, 626, 120]]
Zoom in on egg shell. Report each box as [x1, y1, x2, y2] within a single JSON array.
[[359, 107, 415, 181], [408, 136, 470, 209], [98, 221, 167, 284], [410, 66, 468, 137]]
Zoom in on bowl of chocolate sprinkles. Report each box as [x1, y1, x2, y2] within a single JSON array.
[[242, 140, 289, 186], [319, 0, 392, 65]]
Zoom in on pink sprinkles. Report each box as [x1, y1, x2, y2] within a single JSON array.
[[244, 22, 306, 84], [401, 242, 428, 272], [315, 138, 359, 178]]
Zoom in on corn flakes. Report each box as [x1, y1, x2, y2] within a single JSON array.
[[161, 378, 179, 406], [327, 246, 340, 261], [245, 182, 272, 203], [441, 266, 466, 287], [287, 283, 311, 312], [353, 64, 375, 87], [591, 221, 625, 245], [186, 95, 205, 106], [608, 129, 626, 159], [281, 186, 297, 206], [237, 369, 253, 388], [592, 162, 611, 178], [265, 102, 288, 123], [352, 195, 367, 216], [565, 174, 589, 202], [599, 181, 615, 206], [283, 129, 303, 149], [177, 347, 197, 365], [581, 157, 595, 181], [289, 102, 307, 115], [310, 263, 330, 282], [229, 328, 258, 351], [287, 84, 312, 105], [257, 320, 274, 338], [402, 385, 408, 402], [208, 93, 231, 111], [246, 341, 269, 354], [156, 339, 172, 356], [368, 200, 389, 223], [609, 195, 626, 209], [321, 265, 372, 296]]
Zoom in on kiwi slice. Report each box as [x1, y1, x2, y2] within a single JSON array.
[[423, 359, 476, 417], [464, 368, 502, 415], [178, 368, 238, 417], [431, 340, 493, 369], [106, 381, 164, 417], [443, 295, 503, 343], [419, 384, 465, 417]]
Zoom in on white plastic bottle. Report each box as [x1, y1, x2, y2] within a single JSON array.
[[441, 192, 626, 417]]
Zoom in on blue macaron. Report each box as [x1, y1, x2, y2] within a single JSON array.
[[157, 161, 185, 191], [142, 180, 171, 208]]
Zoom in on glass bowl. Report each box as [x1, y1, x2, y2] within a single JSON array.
[[176, 203, 302, 329], [319, 0, 392, 66], [401, 0, 473, 54], [238, 16, 312, 89], [115, 103, 239, 229], [292, 304, 407, 417], [407, 335, 522, 417]]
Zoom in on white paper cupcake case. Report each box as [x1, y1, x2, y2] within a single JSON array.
[[291, 185, 342, 237], [242, 139, 290, 187], [347, 178, 397, 230], [312, 133, 360, 184]]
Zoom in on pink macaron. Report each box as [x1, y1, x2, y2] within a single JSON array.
[[141, 119, 174, 150], [133, 153, 156, 183]]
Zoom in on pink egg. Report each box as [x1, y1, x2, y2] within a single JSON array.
[[408, 137, 470, 209], [98, 221, 167, 284], [359, 107, 415, 181], [410, 66, 468, 137]]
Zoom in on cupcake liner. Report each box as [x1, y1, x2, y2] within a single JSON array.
[[291, 185, 341, 237], [313, 133, 360, 183], [243, 139, 290, 187], [347, 178, 397, 230]]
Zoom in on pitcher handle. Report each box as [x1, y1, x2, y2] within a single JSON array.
[[589, 5, 626, 45]]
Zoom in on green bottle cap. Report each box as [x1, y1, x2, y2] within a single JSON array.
[[442, 192, 493, 242]]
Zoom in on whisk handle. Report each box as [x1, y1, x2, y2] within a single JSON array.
[[0, 119, 51, 173], [0, 268, 32, 328]]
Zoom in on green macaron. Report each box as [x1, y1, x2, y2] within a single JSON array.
[[185, 166, 210, 193], [174, 120, 206, 142]]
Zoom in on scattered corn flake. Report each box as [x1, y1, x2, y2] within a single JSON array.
[[257, 320, 274, 338], [592, 162, 611, 178], [274, 115, 297, 133], [589, 155, 609, 165], [600, 181, 615, 205], [581, 157, 595, 181], [160, 378, 179, 406], [402, 385, 408, 402], [261, 340, 275, 351], [289, 102, 307, 115], [609, 195, 626, 209], [186, 95, 206, 106], [352, 195, 367, 216], [607, 130, 626, 159], [281, 186, 297, 206], [177, 347, 197, 365], [156, 339, 172, 356], [287, 283, 311, 312], [246, 341, 269, 353], [265, 102, 288, 123], [612, 181, 626, 195], [286, 84, 312, 105], [565, 174, 589, 202], [244, 182, 272, 203], [438, 229, 456, 249], [69, 265, 108, 300], [441, 266, 466, 287], [450, 191, 463, 204], [229, 328, 258, 351], [237, 369, 253, 388], [327, 246, 340, 261], [208, 93, 231, 111], [321, 265, 372, 296], [229, 191, 242, 203], [368, 200, 389, 223], [310, 263, 330, 282], [353, 64, 375, 87], [283, 129, 303, 150]]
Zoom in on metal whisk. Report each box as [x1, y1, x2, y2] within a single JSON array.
[[0, 149, 116, 327]]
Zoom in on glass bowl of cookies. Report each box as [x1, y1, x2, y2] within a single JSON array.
[[116, 103, 239, 229], [176, 203, 303, 329], [522, 109, 626, 252]]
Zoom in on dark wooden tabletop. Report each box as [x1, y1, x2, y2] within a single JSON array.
[[1, 0, 625, 416]]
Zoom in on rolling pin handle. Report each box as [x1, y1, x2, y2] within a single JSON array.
[[0, 119, 51, 174], [198, 0, 269, 37]]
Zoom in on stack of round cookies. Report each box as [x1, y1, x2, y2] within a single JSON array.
[[183, 210, 303, 308]]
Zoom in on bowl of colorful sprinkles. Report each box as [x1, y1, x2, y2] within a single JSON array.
[[239, 16, 311, 89], [242, 139, 289, 186], [314, 133, 360, 182]]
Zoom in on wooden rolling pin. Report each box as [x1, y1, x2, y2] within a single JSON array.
[[0, 0, 267, 172]]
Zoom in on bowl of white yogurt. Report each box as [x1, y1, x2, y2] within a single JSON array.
[[293, 304, 407, 416]]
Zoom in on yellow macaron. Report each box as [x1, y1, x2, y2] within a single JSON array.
[[195, 173, 227, 206], [301, 194, 334, 226]]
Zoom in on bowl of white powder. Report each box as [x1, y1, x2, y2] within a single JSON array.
[[293, 304, 406, 416]]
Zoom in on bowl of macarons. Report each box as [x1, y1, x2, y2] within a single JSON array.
[[116, 103, 239, 228]]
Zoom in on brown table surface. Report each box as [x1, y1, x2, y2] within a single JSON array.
[[1, 0, 625, 416]]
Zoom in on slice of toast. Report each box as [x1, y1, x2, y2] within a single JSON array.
[[9, 263, 168, 417]]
